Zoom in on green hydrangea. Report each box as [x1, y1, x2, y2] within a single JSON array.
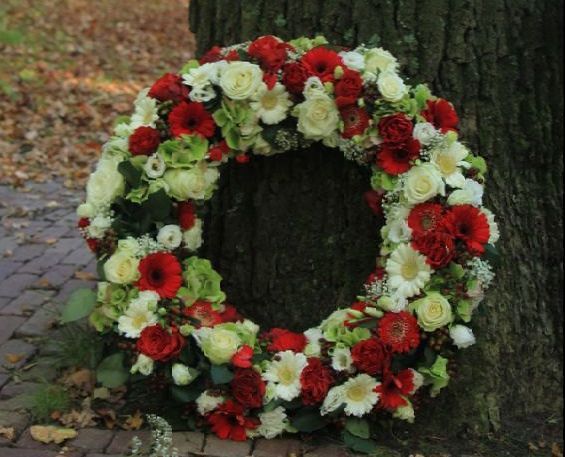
[[418, 355, 450, 397], [159, 135, 209, 168], [179, 257, 226, 306]]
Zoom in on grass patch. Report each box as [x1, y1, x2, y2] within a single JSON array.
[[45, 323, 105, 370], [28, 384, 71, 422]]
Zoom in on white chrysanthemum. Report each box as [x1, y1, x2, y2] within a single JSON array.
[[482, 207, 500, 244], [322, 374, 380, 417], [183, 219, 203, 251], [131, 95, 159, 128], [196, 391, 224, 415], [86, 157, 125, 209], [331, 347, 353, 372], [157, 224, 182, 250], [386, 243, 431, 298], [251, 83, 293, 125], [76, 202, 95, 219], [447, 178, 484, 206], [413, 122, 438, 146], [144, 153, 167, 179], [262, 351, 308, 401], [117, 291, 159, 338], [257, 407, 288, 439], [378, 292, 409, 313], [182, 63, 214, 88], [431, 141, 470, 188], [130, 354, 154, 376], [339, 50, 365, 71], [304, 328, 323, 357], [449, 325, 476, 349]]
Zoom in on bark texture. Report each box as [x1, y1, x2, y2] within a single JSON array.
[[189, 0, 563, 436]]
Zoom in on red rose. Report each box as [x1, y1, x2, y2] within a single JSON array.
[[128, 126, 161, 156], [168, 101, 215, 138], [248, 35, 290, 72], [231, 345, 254, 368], [335, 69, 363, 107], [231, 368, 266, 409], [300, 358, 334, 406], [301, 47, 343, 82], [412, 231, 456, 269], [340, 106, 370, 139], [148, 73, 189, 103], [282, 62, 309, 95], [177, 201, 196, 230], [378, 114, 414, 145], [265, 328, 307, 353], [137, 325, 185, 361], [351, 337, 391, 375], [208, 400, 259, 441], [183, 300, 223, 328], [364, 189, 385, 216], [86, 238, 98, 253], [422, 98, 459, 133], [377, 139, 421, 175]]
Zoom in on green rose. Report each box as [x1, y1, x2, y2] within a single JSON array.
[[410, 292, 453, 332], [164, 162, 219, 201], [159, 136, 208, 168], [219, 320, 259, 347], [319, 309, 370, 345], [418, 355, 450, 397], [180, 257, 226, 306], [195, 326, 241, 365]]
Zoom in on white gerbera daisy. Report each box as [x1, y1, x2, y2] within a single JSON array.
[[331, 347, 354, 372], [386, 243, 431, 298], [262, 351, 308, 401], [131, 96, 159, 128], [430, 141, 470, 188], [117, 291, 159, 338], [322, 374, 380, 417], [250, 82, 292, 125]]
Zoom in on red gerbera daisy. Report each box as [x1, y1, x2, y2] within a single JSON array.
[[378, 311, 420, 353], [407, 203, 445, 236], [377, 139, 421, 175], [301, 47, 343, 82], [442, 204, 490, 255], [207, 400, 260, 441], [183, 300, 223, 327], [168, 101, 215, 138], [340, 106, 370, 139], [422, 98, 459, 133], [137, 252, 182, 299], [375, 369, 415, 410]]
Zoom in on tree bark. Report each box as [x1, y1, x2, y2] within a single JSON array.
[[189, 0, 563, 437]]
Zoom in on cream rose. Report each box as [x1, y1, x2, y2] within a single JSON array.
[[103, 250, 140, 285], [365, 47, 398, 74], [403, 163, 445, 204], [294, 93, 339, 141], [377, 71, 407, 102], [411, 292, 453, 332], [164, 163, 219, 201], [219, 61, 263, 100], [86, 158, 125, 208], [194, 327, 241, 365], [182, 219, 203, 251]]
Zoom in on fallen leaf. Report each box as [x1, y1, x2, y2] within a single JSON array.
[[553, 443, 563, 457], [74, 271, 97, 281], [63, 368, 95, 392], [122, 410, 144, 431], [93, 386, 110, 400], [0, 427, 15, 441], [4, 353, 25, 364], [96, 407, 117, 429], [30, 425, 77, 444], [45, 238, 58, 245]]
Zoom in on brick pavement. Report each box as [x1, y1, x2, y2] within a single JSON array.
[[0, 181, 471, 457]]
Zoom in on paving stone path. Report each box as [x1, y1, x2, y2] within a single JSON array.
[[0, 181, 476, 457]]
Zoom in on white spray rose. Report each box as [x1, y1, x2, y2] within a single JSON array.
[[413, 122, 438, 146], [449, 325, 476, 348], [130, 354, 154, 376], [448, 179, 484, 206], [157, 224, 183, 250], [76, 202, 95, 219], [172, 363, 197, 386], [144, 154, 166, 178], [339, 51, 365, 71], [365, 47, 398, 74]]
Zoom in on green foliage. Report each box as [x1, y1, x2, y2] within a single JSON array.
[[61, 288, 97, 323], [290, 408, 328, 433], [118, 160, 143, 188], [342, 430, 378, 454], [96, 353, 130, 388], [345, 417, 370, 439], [210, 364, 233, 385], [170, 385, 201, 403], [46, 323, 104, 369], [29, 384, 71, 422]]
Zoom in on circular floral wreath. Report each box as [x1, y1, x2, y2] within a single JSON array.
[[73, 35, 499, 449]]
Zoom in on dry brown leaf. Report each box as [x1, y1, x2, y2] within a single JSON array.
[[553, 443, 564, 457], [74, 271, 97, 281], [0, 427, 15, 441], [45, 238, 58, 245], [122, 410, 144, 431], [96, 407, 117, 430], [30, 425, 77, 444], [4, 353, 25, 364], [63, 368, 95, 392], [57, 409, 97, 429]]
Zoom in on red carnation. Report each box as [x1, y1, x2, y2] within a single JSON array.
[[407, 203, 445, 236], [265, 328, 307, 353], [300, 358, 334, 406], [248, 35, 290, 72], [341, 106, 370, 139], [183, 300, 223, 328], [301, 47, 343, 82], [148, 73, 189, 103], [351, 337, 391, 375], [443, 204, 490, 255], [335, 68, 363, 107], [375, 369, 415, 410], [232, 345, 254, 368], [282, 62, 309, 95], [208, 400, 260, 441], [77, 217, 89, 229], [364, 189, 385, 216], [412, 231, 456, 268], [137, 324, 185, 361], [221, 304, 242, 323], [378, 114, 414, 145], [231, 368, 266, 409], [128, 126, 161, 156], [378, 311, 420, 353], [137, 252, 182, 299], [168, 101, 215, 138], [199, 46, 223, 64], [422, 99, 459, 133], [177, 201, 196, 230], [377, 139, 421, 175], [209, 140, 230, 162], [86, 238, 98, 253]]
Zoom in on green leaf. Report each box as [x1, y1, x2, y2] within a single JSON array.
[[170, 385, 201, 403], [61, 288, 97, 323], [118, 160, 142, 188], [210, 365, 233, 385], [96, 353, 129, 388], [345, 418, 370, 439], [290, 409, 328, 433], [484, 243, 500, 267], [342, 430, 378, 454], [143, 188, 172, 221]]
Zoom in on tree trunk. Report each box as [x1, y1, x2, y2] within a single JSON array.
[[189, 0, 563, 438]]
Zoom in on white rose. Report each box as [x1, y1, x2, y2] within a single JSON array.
[[449, 325, 476, 349], [131, 354, 154, 376], [144, 154, 166, 179], [157, 224, 182, 250], [365, 47, 398, 74], [164, 163, 219, 201], [377, 71, 407, 102], [103, 250, 140, 284], [86, 159, 125, 208], [339, 51, 365, 71], [171, 363, 197, 386], [413, 122, 438, 146], [294, 93, 339, 141], [182, 219, 203, 251], [403, 163, 445, 204], [76, 202, 95, 218], [220, 61, 263, 100], [447, 179, 484, 206]]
